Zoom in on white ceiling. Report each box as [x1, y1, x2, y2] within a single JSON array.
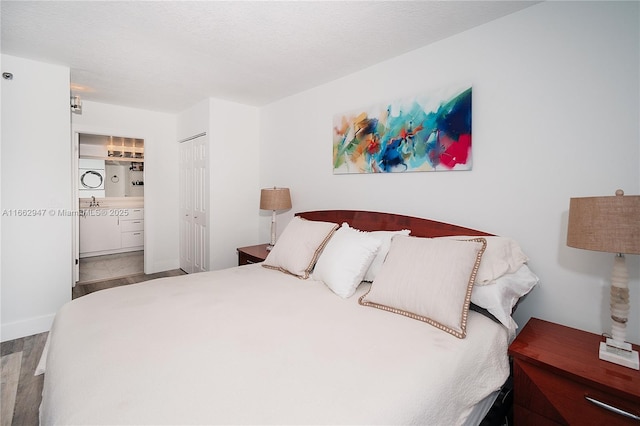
[[1, 1, 538, 113]]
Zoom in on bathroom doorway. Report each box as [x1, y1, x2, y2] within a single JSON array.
[[74, 132, 145, 284]]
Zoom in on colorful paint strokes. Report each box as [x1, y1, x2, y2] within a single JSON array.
[[333, 87, 472, 174]]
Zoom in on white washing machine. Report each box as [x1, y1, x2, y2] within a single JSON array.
[[79, 158, 106, 198]]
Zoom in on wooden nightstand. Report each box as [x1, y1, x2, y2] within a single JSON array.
[[237, 244, 270, 266], [508, 318, 640, 425]]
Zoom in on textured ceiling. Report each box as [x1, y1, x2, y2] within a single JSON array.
[[1, 1, 538, 113]]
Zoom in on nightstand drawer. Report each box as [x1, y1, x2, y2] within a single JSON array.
[[514, 359, 639, 425], [239, 252, 262, 265], [237, 244, 270, 266]]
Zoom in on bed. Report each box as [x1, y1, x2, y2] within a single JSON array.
[[38, 210, 538, 425]]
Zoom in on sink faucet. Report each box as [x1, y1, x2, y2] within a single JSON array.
[[90, 196, 99, 207]]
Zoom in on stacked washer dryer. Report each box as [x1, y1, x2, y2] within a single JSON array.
[[79, 158, 106, 198]]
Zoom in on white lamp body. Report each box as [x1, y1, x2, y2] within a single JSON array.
[[268, 210, 277, 250], [599, 254, 639, 370]]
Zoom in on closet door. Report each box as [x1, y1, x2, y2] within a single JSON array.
[[179, 134, 208, 274], [191, 136, 208, 273], [179, 140, 194, 273]]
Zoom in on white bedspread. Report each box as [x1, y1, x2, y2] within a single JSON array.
[[39, 264, 509, 425]]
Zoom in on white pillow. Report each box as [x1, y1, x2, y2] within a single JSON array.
[[313, 223, 382, 298], [262, 217, 338, 279], [362, 229, 411, 282], [471, 264, 539, 330], [439, 236, 528, 285], [360, 235, 487, 338]]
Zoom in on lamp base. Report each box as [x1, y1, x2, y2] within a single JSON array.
[[599, 340, 639, 370]]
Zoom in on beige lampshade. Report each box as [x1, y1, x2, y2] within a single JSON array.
[[260, 187, 292, 211], [567, 189, 640, 255]]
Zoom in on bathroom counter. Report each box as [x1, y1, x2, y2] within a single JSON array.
[[79, 197, 144, 209]]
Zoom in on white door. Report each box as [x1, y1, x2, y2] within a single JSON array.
[[179, 134, 208, 273], [192, 136, 208, 273], [179, 140, 194, 273]]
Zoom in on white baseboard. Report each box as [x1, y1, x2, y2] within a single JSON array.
[[1, 314, 55, 342], [146, 259, 180, 275]]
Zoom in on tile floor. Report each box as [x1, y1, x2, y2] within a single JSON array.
[[79, 251, 144, 283]]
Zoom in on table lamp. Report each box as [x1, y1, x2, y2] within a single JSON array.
[[567, 189, 640, 369], [260, 187, 292, 250]]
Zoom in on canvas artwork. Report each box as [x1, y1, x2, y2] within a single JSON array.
[[333, 87, 472, 174]]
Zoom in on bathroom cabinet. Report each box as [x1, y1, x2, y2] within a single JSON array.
[[80, 208, 144, 257], [79, 211, 120, 254], [120, 208, 144, 248]]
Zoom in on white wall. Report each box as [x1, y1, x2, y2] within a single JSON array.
[[72, 101, 180, 273], [177, 98, 209, 141], [259, 2, 640, 343], [1, 55, 72, 341], [104, 163, 128, 197], [208, 98, 260, 269]]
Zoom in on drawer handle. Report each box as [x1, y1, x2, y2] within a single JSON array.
[[585, 395, 640, 421]]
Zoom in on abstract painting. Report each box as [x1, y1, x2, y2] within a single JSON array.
[[333, 87, 472, 174]]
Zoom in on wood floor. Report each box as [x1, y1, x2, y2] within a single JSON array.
[[71, 268, 185, 299], [0, 269, 186, 426]]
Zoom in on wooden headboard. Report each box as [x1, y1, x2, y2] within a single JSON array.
[[296, 210, 493, 237]]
